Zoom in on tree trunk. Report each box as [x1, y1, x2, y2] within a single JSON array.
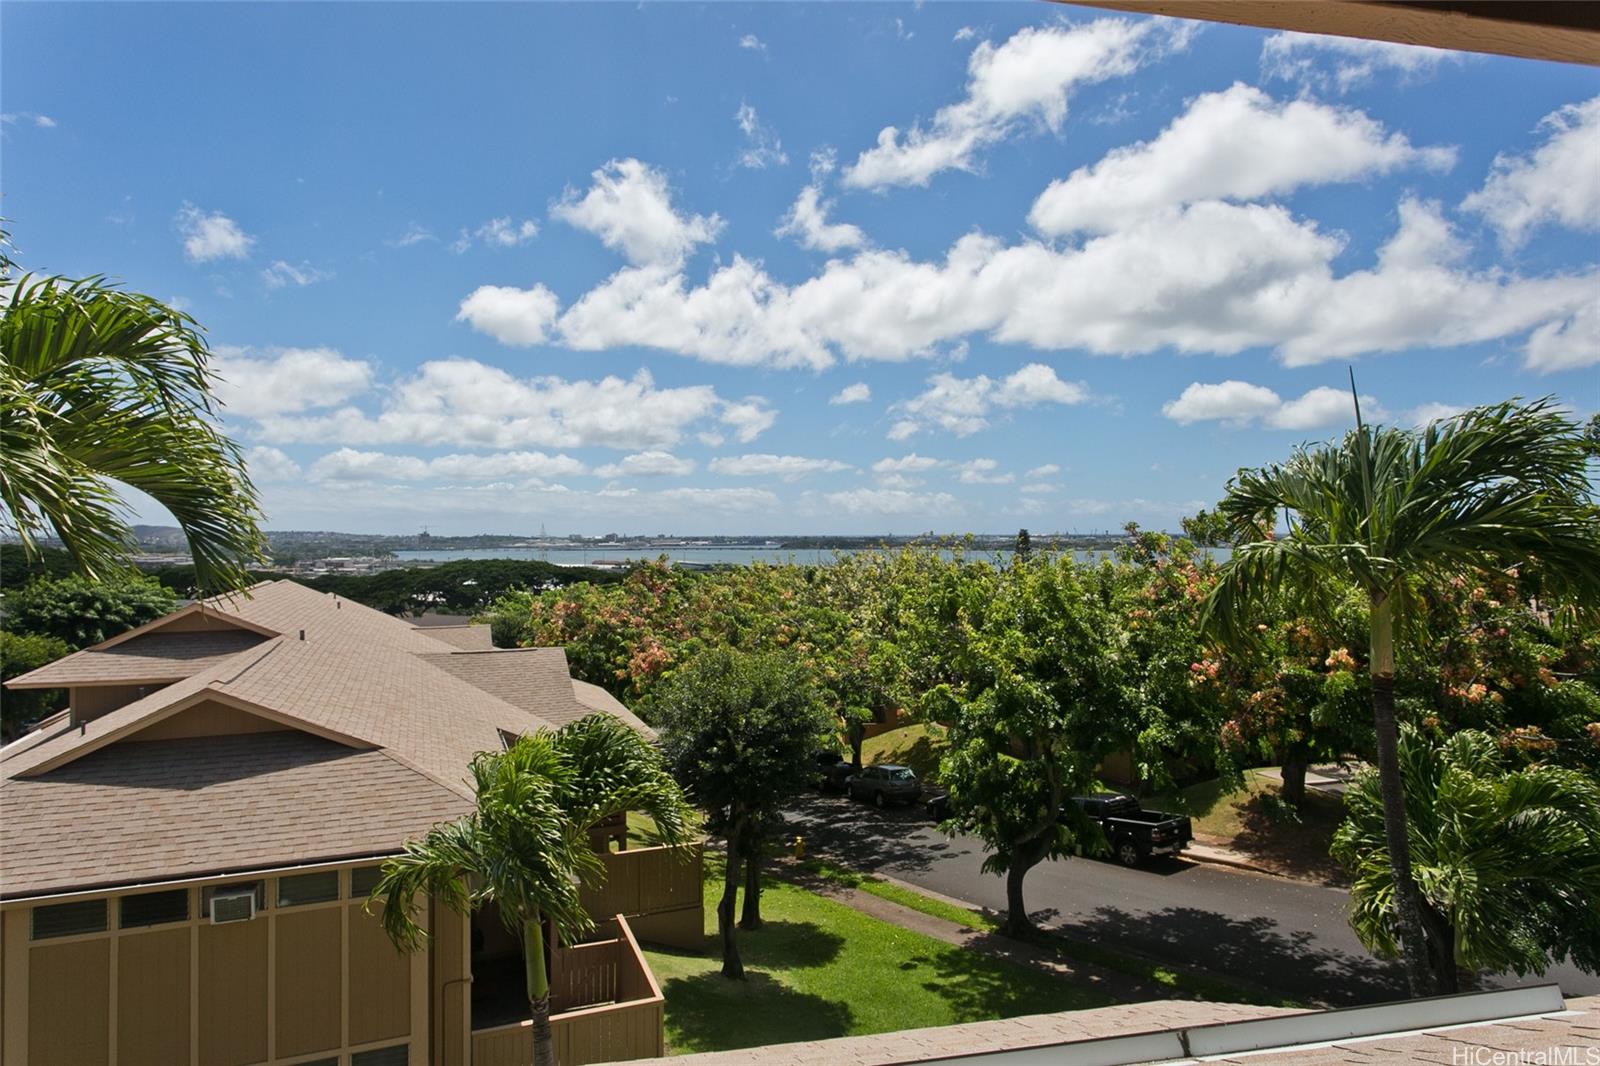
[[740, 836, 763, 930], [523, 918, 556, 1066], [1279, 751, 1307, 806], [718, 819, 745, 979], [1369, 594, 1450, 997], [1003, 832, 1051, 938]]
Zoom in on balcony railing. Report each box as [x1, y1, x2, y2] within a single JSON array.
[[471, 913, 665, 1066]]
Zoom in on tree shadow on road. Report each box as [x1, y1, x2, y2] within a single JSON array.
[[785, 792, 957, 874], [1054, 904, 1407, 1006]]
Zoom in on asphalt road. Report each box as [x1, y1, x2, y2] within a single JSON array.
[[784, 792, 1599, 1005]]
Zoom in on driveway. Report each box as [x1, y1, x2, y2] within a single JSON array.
[[785, 792, 1599, 1005]]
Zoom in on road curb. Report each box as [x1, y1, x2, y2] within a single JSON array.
[[1184, 843, 1347, 888]]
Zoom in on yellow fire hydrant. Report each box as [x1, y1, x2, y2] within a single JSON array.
[[791, 835, 806, 860]]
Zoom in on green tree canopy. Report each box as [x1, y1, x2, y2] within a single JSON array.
[[938, 554, 1135, 936], [655, 647, 831, 977], [4, 573, 177, 649], [0, 630, 71, 739]]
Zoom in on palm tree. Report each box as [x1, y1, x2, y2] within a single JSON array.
[[1, 238, 265, 592], [1333, 727, 1600, 985], [1204, 396, 1600, 996], [368, 715, 692, 1066]]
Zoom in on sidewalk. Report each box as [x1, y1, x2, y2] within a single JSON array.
[[1183, 836, 1349, 887]]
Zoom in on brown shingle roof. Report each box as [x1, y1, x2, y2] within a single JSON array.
[[573, 679, 656, 740], [415, 624, 496, 651], [0, 579, 655, 897], [4, 630, 271, 688], [0, 731, 472, 899], [419, 648, 586, 722]]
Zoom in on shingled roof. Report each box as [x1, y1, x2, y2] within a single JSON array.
[[0, 580, 654, 900]]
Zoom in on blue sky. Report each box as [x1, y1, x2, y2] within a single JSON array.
[[5, 3, 1598, 536]]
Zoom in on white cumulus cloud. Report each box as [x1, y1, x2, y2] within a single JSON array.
[[891, 363, 1088, 439], [551, 158, 723, 267], [1261, 31, 1462, 93], [1461, 96, 1600, 249], [253, 360, 761, 452], [843, 19, 1184, 190], [1029, 83, 1455, 236], [1162, 380, 1385, 430], [175, 203, 254, 262], [593, 451, 696, 478], [708, 454, 851, 480], [213, 347, 374, 419], [829, 383, 872, 405], [955, 458, 1013, 484], [261, 260, 333, 290], [775, 185, 867, 253], [457, 283, 561, 346], [244, 446, 301, 482]]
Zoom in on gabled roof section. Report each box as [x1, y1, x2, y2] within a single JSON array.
[[4, 626, 555, 797], [0, 731, 473, 900], [92, 597, 282, 650], [0, 640, 290, 779], [4, 629, 271, 689], [418, 647, 599, 731], [203, 580, 464, 655]]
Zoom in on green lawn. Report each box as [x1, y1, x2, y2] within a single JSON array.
[[860, 721, 948, 781], [641, 864, 1112, 1055]]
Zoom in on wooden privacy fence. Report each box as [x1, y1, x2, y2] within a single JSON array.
[[579, 841, 702, 920], [472, 914, 665, 1066]]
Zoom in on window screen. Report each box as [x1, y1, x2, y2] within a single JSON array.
[[32, 899, 107, 940], [350, 865, 384, 897], [120, 889, 189, 928], [277, 871, 340, 907], [352, 1044, 410, 1066]]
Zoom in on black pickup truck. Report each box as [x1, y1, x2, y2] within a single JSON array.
[[1071, 793, 1193, 866]]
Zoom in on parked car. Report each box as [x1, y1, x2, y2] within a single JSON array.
[[847, 764, 922, 807], [1071, 793, 1193, 866]]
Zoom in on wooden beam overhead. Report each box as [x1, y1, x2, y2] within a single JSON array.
[[1062, 2, 1600, 66]]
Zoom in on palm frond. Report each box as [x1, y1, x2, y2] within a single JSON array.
[[1, 270, 265, 591]]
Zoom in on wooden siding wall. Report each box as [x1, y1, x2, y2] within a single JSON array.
[[430, 901, 472, 1066], [118, 927, 190, 1066], [29, 937, 109, 1066], [0, 862, 430, 1066], [71, 684, 164, 724], [579, 841, 704, 950], [275, 908, 342, 1056], [136, 702, 290, 741], [550, 938, 621, 1013]]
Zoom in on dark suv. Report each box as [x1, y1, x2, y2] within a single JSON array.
[[847, 764, 922, 807]]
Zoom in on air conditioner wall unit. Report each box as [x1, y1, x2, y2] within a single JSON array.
[[209, 888, 258, 924]]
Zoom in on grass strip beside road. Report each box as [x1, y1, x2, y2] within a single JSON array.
[[795, 858, 1304, 1009]]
